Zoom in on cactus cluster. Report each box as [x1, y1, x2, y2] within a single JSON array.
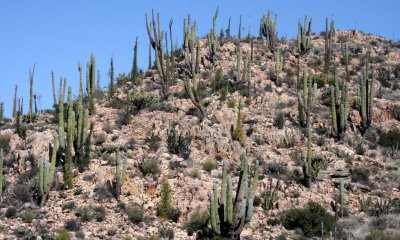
[[297, 16, 312, 55], [183, 15, 206, 118], [234, 100, 246, 145], [261, 10, 277, 53], [263, 178, 280, 213], [358, 60, 375, 132], [146, 9, 174, 99], [330, 67, 349, 140], [297, 70, 317, 128], [207, 7, 219, 63], [209, 157, 259, 239], [324, 18, 335, 74]]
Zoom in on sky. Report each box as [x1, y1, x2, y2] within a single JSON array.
[[1, 0, 399, 117]]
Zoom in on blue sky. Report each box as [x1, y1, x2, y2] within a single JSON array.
[[1, 0, 399, 117]]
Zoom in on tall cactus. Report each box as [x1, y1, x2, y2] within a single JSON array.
[[108, 58, 115, 99], [339, 178, 345, 217], [183, 16, 206, 118], [297, 70, 317, 128], [274, 48, 283, 85], [146, 9, 173, 99], [358, 60, 375, 132], [12, 85, 18, 118], [0, 149, 3, 200], [297, 16, 312, 55], [207, 7, 219, 63], [87, 54, 96, 115], [324, 18, 335, 74], [64, 87, 74, 189], [261, 10, 277, 53], [131, 37, 138, 84], [114, 151, 127, 201], [51, 71, 57, 106], [233, 42, 241, 82], [210, 155, 259, 239], [29, 64, 36, 123], [330, 67, 349, 140]]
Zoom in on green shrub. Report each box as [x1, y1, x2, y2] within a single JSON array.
[[62, 201, 76, 211], [202, 159, 217, 172], [311, 155, 324, 176], [54, 229, 71, 240], [351, 167, 370, 185], [167, 126, 192, 159], [76, 206, 92, 222], [282, 202, 336, 237], [139, 157, 160, 176], [93, 205, 106, 222], [379, 130, 400, 147], [366, 229, 400, 240], [0, 135, 10, 153], [5, 207, 17, 218], [126, 205, 144, 223], [157, 182, 180, 222], [186, 209, 210, 235], [21, 210, 36, 223], [64, 219, 80, 231], [227, 99, 236, 108], [274, 112, 285, 129]]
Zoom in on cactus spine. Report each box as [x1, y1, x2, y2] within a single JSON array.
[[207, 7, 219, 63], [330, 67, 349, 140], [297, 16, 312, 55], [210, 155, 259, 238], [261, 10, 277, 53]]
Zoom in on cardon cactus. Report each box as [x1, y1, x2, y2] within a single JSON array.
[[0, 149, 3, 200], [330, 67, 349, 140], [209, 156, 259, 239], [297, 15, 312, 55], [324, 18, 335, 74], [275, 48, 283, 85], [297, 70, 317, 128], [114, 151, 127, 201], [207, 7, 219, 63], [358, 60, 375, 133], [261, 10, 277, 53]]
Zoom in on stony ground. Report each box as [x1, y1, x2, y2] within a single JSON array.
[[0, 30, 400, 240]]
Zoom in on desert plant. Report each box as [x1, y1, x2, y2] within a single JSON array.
[[0, 149, 3, 200], [114, 152, 127, 201], [324, 18, 335, 74], [357, 60, 375, 133], [330, 67, 349, 140], [233, 100, 246, 145], [186, 209, 209, 236], [167, 124, 192, 159], [297, 15, 312, 55], [209, 157, 259, 239], [21, 210, 36, 223], [282, 201, 336, 237], [275, 48, 283, 85], [263, 178, 280, 213], [157, 181, 180, 222], [207, 7, 219, 63], [261, 10, 277, 53], [29, 64, 36, 123], [108, 57, 115, 99], [126, 205, 144, 223], [202, 159, 217, 172], [273, 111, 285, 129]]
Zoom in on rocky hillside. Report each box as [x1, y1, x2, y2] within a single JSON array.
[[0, 15, 400, 240]]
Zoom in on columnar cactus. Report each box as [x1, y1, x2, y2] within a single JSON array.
[[238, 15, 242, 40], [324, 18, 335, 74], [330, 67, 349, 140], [115, 152, 127, 201], [264, 178, 280, 213], [12, 85, 18, 118], [0, 149, 3, 200], [234, 42, 241, 82], [146, 9, 173, 99], [207, 7, 219, 63], [275, 48, 283, 85], [131, 37, 138, 84], [226, 16, 231, 39], [29, 64, 36, 123], [339, 178, 345, 217], [87, 54, 96, 115], [297, 70, 317, 128], [261, 10, 277, 53], [51, 71, 57, 106], [64, 87, 74, 189], [359, 60, 375, 132], [341, 42, 350, 81], [58, 77, 66, 149], [209, 156, 259, 239], [297, 15, 312, 55], [183, 17, 206, 118]]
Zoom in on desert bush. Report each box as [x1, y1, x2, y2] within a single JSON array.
[[263, 161, 287, 179], [202, 159, 217, 172], [126, 205, 144, 223], [64, 219, 80, 231], [355, 137, 367, 155], [157, 182, 180, 222], [145, 130, 161, 151], [21, 210, 36, 223], [62, 201, 76, 211], [93, 205, 106, 222], [0, 134, 10, 153], [274, 112, 285, 129], [282, 202, 336, 237], [5, 206, 17, 218], [379, 130, 400, 148], [167, 125, 192, 159], [159, 227, 175, 240], [102, 121, 114, 134], [138, 156, 160, 176], [186, 209, 209, 236], [54, 229, 70, 240], [94, 132, 107, 145], [351, 167, 370, 185], [76, 205, 92, 222]]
